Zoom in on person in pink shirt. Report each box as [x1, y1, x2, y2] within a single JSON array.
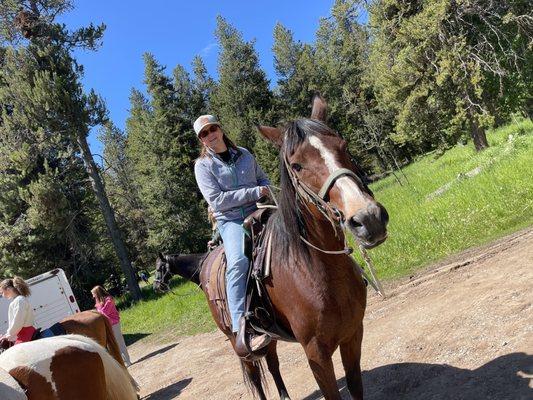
[[91, 285, 131, 366]]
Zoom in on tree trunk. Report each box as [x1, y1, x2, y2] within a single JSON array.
[[76, 133, 142, 301], [467, 106, 489, 151]]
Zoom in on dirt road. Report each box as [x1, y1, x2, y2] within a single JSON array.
[[129, 228, 533, 399]]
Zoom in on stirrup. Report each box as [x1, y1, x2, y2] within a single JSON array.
[[250, 333, 271, 352], [234, 316, 270, 361]]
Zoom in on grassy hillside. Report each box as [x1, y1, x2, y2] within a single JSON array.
[[121, 119, 533, 339], [361, 118, 533, 279]]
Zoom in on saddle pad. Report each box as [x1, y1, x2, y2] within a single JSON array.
[[0, 366, 27, 400], [202, 246, 232, 330]]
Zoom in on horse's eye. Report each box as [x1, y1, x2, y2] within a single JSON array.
[[291, 163, 302, 172]]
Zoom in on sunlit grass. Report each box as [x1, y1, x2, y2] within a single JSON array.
[[356, 118, 533, 278]]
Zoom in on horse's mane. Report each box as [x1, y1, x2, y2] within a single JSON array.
[[166, 253, 204, 285], [271, 118, 338, 264]]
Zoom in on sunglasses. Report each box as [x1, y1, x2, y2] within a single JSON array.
[[199, 125, 218, 139]]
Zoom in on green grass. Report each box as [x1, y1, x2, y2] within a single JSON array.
[[356, 118, 533, 278], [119, 278, 215, 340], [121, 118, 533, 338]]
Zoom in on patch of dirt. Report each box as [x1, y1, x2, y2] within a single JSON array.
[[129, 228, 533, 399]]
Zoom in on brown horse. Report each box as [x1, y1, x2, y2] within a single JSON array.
[[0, 335, 137, 400], [60, 310, 126, 369], [155, 96, 388, 399]]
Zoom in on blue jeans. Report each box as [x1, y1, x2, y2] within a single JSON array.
[[217, 218, 249, 332]]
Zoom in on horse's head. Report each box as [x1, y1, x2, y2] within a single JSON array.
[[257, 95, 388, 249], [153, 252, 172, 292]]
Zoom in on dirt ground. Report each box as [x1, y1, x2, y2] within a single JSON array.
[[128, 228, 533, 400]]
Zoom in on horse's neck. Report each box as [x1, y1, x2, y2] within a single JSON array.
[[302, 203, 346, 251], [168, 254, 203, 285]]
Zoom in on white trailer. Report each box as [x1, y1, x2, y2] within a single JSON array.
[[0, 269, 80, 335]]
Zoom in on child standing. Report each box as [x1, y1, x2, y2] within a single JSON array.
[[91, 285, 132, 367]]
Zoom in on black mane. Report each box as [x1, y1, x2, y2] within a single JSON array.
[[270, 119, 338, 263], [165, 253, 204, 285]]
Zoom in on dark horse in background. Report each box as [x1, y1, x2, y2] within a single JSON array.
[[154, 96, 388, 400]]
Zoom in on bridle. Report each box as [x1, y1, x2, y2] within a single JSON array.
[[282, 152, 364, 255], [154, 256, 173, 292], [280, 150, 386, 296]]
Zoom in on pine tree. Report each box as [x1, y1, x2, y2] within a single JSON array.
[[211, 16, 274, 153], [314, 0, 373, 166], [272, 23, 319, 120], [124, 54, 209, 254], [99, 123, 150, 267], [273, 2, 376, 171], [368, 0, 532, 153], [0, 0, 141, 300]]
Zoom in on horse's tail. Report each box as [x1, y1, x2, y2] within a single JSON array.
[[101, 317, 140, 392], [240, 359, 268, 399], [101, 315, 125, 368]]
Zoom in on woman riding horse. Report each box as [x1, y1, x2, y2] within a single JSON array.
[[157, 96, 388, 400], [193, 114, 271, 351]]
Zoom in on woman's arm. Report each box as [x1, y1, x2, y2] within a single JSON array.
[[195, 161, 262, 212], [97, 297, 117, 317], [6, 299, 26, 341], [255, 160, 270, 187]]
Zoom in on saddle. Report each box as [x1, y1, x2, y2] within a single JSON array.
[[0, 323, 65, 354], [203, 205, 296, 359], [242, 208, 296, 344], [31, 322, 66, 341], [202, 246, 232, 331]]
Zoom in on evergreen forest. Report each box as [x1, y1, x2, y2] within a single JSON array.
[[0, 0, 530, 307]]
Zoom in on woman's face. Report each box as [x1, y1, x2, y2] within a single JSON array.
[[199, 124, 225, 151], [0, 287, 16, 299]]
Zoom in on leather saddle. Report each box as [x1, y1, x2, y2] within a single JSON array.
[[203, 205, 296, 359]]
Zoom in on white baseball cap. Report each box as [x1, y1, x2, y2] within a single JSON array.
[[193, 115, 220, 136]]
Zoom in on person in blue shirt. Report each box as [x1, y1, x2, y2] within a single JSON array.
[[193, 115, 271, 351]]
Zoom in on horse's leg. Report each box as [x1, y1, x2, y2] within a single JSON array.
[[339, 326, 364, 400], [241, 360, 267, 400], [304, 340, 341, 400], [265, 341, 291, 400]]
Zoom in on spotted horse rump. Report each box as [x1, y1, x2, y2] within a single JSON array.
[[0, 335, 137, 400]]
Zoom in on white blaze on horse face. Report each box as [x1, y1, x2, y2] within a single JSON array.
[[308, 136, 367, 213]]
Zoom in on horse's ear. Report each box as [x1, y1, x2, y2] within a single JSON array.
[[158, 252, 165, 261], [310, 94, 327, 121], [256, 124, 283, 148]]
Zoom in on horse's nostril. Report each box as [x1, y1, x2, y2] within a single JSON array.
[[349, 217, 363, 229]]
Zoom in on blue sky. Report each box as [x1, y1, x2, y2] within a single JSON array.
[[59, 1, 334, 157]]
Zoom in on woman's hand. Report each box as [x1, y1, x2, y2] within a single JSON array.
[[259, 186, 269, 197]]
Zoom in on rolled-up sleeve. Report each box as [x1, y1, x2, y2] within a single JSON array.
[[195, 160, 262, 212]]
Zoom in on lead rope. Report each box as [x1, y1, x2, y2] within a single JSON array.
[[355, 243, 386, 297]]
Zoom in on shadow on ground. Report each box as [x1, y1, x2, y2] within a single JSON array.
[[303, 353, 532, 400], [124, 333, 150, 346], [132, 343, 179, 365], [142, 377, 192, 400]]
